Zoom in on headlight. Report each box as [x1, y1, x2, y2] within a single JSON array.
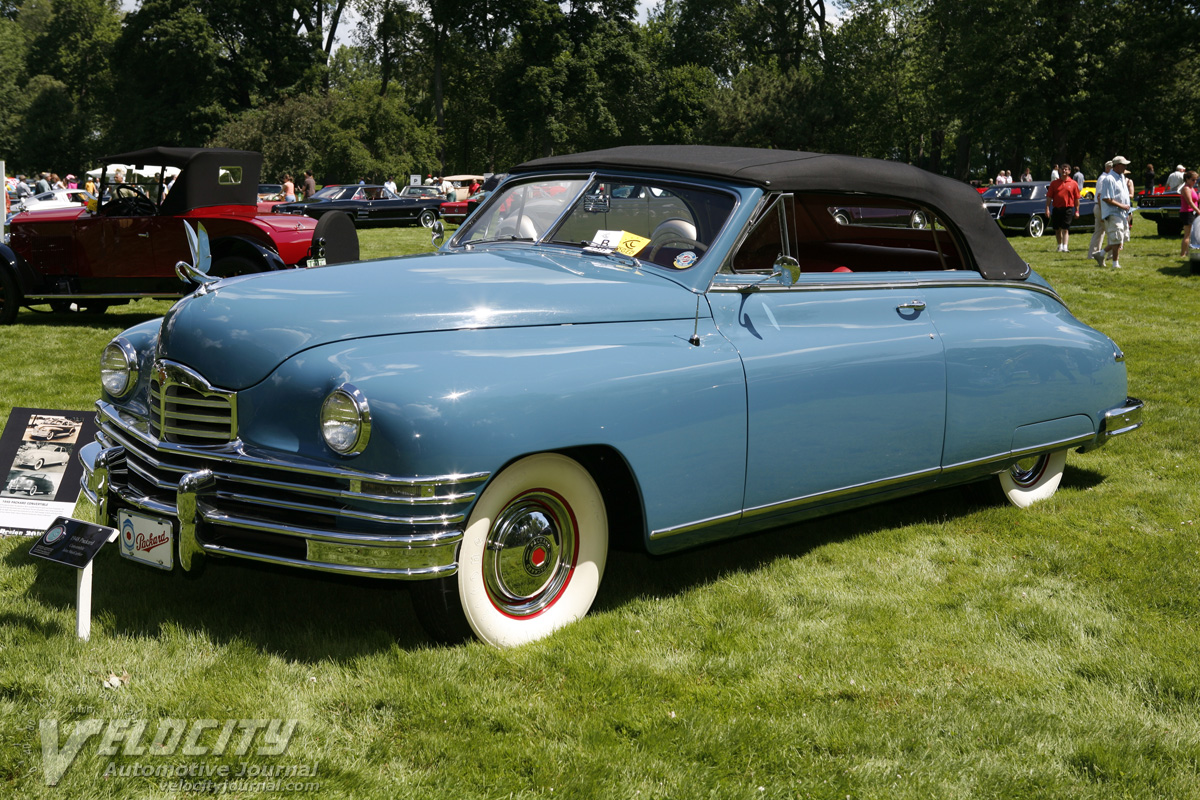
[[320, 383, 371, 455], [100, 338, 139, 398]]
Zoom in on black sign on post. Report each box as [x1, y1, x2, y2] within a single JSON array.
[[29, 516, 119, 641], [29, 517, 114, 568]]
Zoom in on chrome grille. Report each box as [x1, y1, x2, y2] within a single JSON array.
[[93, 399, 486, 569], [149, 361, 236, 445]]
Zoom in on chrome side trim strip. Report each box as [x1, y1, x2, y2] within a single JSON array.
[[648, 510, 742, 541], [26, 292, 184, 300], [741, 466, 943, 519], [710, 278, 1065, 305]]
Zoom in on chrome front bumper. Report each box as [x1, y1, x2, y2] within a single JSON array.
[[79, 406, 489, 579]]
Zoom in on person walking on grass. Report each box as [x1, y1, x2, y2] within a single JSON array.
[[1089, 161, 1113, 259], [1178, 170, 1199, 258], [1094, 156, 1133, 269], [1046, 163, 1080, 252]]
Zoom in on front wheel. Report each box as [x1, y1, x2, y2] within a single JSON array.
[[33, 459, 44, 470], [0, 265, 21, 325], [997, 450, 1066, 508], [1026, 215, 1045, 238], [418, 209, 438, 228], [411, 453, 608, 647], [211, 256, 259, 278]]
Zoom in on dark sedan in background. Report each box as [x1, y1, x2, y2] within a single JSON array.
[[273, 184, 443, 228], [983, 182, 1097, 237], [1136, 190, 1185, 236]]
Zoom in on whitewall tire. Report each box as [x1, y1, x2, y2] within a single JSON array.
[[433, 453, 608, 647], [997, 450, 1066, 508]]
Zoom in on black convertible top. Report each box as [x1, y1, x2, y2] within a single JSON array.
[[512, 146, 1030, 280], [101, 147, 263, 214]]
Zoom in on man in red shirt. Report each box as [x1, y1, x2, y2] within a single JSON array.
[[1045, 163, 1081, 252]]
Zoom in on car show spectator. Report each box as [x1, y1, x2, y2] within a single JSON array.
[[1050, 165, 1060, 180], [384, 176, 397, 194], [1178, 171, 1199, 257], [1166, 164, 1187, 192], [303, 170, 316, 199], [282, 174, 296, 203], [1046, 163, 1081, 252], [35, 173, 51, 193], [1020, 168, 1032, 182], [440, 176, 454, 198], [1143, 163, 1156, 195], [1094, 156, 1133, 269], [84, 175, 97, 196], [1072, 165, 1084, 188], [995, 169, 1008, 184], [1088, 161, 1113, 259]]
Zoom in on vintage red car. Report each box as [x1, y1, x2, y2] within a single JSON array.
[[0, 147, 359, 323]]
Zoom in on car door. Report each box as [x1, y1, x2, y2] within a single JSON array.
[[708, 195, 947, 532], [72, 212, 157, 278]]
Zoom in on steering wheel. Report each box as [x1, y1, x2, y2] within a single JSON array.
[[648, 236, 708, 262], [103, 184, 156, 216]]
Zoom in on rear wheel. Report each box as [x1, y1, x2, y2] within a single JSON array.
[[1026, 215, 1045, 237], [418, 209, 438, 228], [997, 450, 1067, 508], [411, 453, 608, 647]]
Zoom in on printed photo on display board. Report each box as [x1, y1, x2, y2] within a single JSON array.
[[0, 409, 97, 536]]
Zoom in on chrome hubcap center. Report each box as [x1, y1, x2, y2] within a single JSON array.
[[1009, 454, 1048, 487], [483, 491, 576, 616]]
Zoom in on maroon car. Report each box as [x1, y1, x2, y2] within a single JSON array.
[[0, 147, 359, 323]]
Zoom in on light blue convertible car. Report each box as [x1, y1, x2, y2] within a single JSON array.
[[78, 146, 1142, 647]]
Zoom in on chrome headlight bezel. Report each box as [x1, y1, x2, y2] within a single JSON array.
[[320, 383, 371, 456], [100, 337, 139, 398]]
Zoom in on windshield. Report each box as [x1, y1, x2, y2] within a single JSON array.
[[453, 175, 738, 270]]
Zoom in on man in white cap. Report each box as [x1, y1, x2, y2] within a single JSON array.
[[1088, 160, 1114, 259], [1094, 156, 1132, 269], [1166, 164, 1187, 193]]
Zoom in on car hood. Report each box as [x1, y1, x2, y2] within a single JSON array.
[[158, 247, 698, 390]]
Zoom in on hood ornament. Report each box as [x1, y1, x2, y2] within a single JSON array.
[[175, 221, 219, 293]]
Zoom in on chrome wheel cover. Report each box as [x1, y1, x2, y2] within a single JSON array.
[[1008, 454, 1049, 487], [482, 490, 577, 617]]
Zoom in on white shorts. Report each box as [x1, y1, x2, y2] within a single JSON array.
[[1104, 214, 1130, 245]]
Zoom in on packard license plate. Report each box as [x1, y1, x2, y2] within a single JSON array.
[[306, 256, 326, 268], [117, 509, 174, 571]]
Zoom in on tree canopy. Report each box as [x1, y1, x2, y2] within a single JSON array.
[[4, 0, 1199, 186]]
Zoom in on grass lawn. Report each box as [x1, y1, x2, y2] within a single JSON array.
[[1, 223, 1198, 798]]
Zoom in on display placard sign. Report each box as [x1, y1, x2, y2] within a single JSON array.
[[28, 516, 114, 568], [0, 408, 98, 536]]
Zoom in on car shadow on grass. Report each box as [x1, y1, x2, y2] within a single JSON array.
[[1156, 261, 1197, 278], [3, 466, 1111, 657]]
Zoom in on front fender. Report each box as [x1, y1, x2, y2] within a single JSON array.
[[212, 235, 284, 271], [235, 320, 749, 548]]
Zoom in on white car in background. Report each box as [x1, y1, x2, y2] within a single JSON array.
[[14, 188, 95, 213]]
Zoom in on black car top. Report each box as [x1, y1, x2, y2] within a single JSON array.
[[101, 147, 263, 214], [512, 146, 1029, 280]]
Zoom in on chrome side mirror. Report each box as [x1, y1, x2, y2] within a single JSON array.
[[773, 255, 800, 286], [430, 219, 445, 248], [175, 221, 218, 290]]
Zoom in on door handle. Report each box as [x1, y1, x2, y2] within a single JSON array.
[[897, 300, 926, 311], [138, 233, 150, 238]]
